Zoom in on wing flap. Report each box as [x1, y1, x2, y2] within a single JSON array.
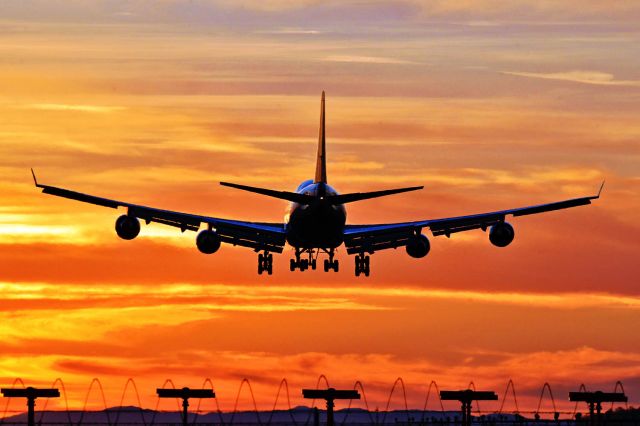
[[344, 226, 416, 254], [218, 234, 285, 253], [428, 213, 505, 236], [129, 205, 201, 231]]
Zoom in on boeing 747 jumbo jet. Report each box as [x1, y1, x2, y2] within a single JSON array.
[[32, 92, 603, 276]]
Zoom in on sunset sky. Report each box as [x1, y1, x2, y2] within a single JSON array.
[[0, 0, 639, 416]]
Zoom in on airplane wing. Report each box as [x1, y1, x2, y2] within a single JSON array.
[[31, 170, 286, 253], [343, 183, 604, 255]]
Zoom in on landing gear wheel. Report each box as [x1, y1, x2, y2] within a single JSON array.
[[258, 252, 273, 275], [311, 259, 317, 270], [290, 258, 296, 271], [324, 258, 339, 272], [354, 254, 370, 277]]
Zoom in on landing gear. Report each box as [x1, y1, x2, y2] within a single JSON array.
[[258, 251, 273, 275], [290, 248, 336, 272], [290, 248, 312, 271], [323, 249, 339, 272], [354, 253, 370, 277], [323, 259, 339, 272]]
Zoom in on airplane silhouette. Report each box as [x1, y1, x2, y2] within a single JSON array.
[[32, 92, 604, 276]]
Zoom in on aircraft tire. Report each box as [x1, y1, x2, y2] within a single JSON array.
[[258, 253, 265, 275]]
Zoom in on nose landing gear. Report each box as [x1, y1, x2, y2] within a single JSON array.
[[354, 253, 370, 277]]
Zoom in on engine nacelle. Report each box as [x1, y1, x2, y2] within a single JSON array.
[[196, 229, 221, 254], [489, 222, 515, 247], [406, 234, 430, 258], [115, 215, 140, 240]]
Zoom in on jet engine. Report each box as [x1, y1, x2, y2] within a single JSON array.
[[115, 215, 140, 240], [406, 234, 430, 258], [489, 222, 515, 247], [196, 229, 221, 254]]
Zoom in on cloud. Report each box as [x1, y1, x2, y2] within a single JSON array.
[[24, 103, 125, 113], [1, 348, 637, 411], [323, 55, 417, 65], [256, 28, 322, 35], [414, 0, 640, 22], [2, 281, 640, 312], [502, 71, 640, 87]]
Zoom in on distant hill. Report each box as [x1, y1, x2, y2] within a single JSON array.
[[0, 407, 466, 425]]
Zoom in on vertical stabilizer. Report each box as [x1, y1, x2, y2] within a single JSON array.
[[314, 91, 327, 183]]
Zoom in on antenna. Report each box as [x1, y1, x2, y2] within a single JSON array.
[[569, 390, 627, 426], [156, 387, 215, 426], [440, 389, 498, 426], [302, 387, 360, 426], [1, 387, 60, 426]]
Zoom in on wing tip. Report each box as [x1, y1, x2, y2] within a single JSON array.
[[596, 180, 605, 198], [31, 168, 39, 187]]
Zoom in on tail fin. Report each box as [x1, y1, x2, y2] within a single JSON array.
[[314, 91, 327, 183]]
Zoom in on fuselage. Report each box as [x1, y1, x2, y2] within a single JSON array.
[[285, 180, 346, 249]]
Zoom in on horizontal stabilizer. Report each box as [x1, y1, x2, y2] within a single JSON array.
[[326, 186, 423, 204], [220, 182, 315, 204]]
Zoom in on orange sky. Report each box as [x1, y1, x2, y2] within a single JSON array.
[[0, 0, 639, 416]]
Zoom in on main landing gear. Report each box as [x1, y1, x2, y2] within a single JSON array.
[[354, 253, 370, 277], [258, 251, 273, 275], [323, 250, 339, 272]]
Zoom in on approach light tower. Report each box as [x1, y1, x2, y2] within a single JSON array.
[[302, 388, 360, 426], [440, 389, 498, 426], [1, 387, 60, 426], [156, 387, 215, 426], [569, 391, 627, 426]]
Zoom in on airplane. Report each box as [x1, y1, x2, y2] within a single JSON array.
[[32, 91, 604, 277]]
